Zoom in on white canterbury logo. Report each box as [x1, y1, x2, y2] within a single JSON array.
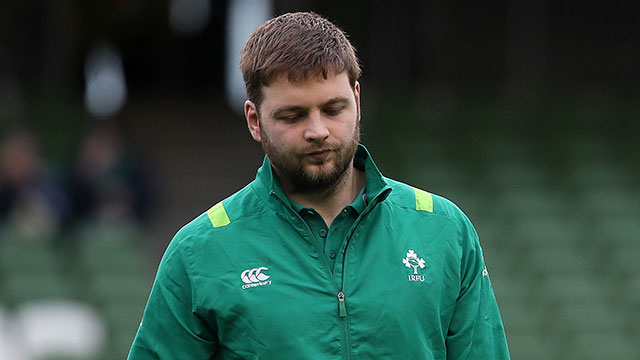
[[240, 267, 272, 289], [241, 267, 270, 283]]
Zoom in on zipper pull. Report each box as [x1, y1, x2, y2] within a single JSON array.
[[337, 291, 347, 317]]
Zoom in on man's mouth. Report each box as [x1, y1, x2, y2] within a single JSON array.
[[306, 149, 332, 160]]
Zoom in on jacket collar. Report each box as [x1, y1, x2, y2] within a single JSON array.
[[252, 144, 391, 210]]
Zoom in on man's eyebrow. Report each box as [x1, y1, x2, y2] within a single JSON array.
[[323, 97, 350, 106]]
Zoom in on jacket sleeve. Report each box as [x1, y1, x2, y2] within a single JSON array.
[[445, 215, 510, 359], [128, 236, 217, 359]]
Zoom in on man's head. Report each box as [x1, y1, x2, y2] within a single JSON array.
[[240, 12, 360, 110], [241, 12, 362, 194]]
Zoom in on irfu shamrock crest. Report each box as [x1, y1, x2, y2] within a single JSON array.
[[402, 250, 426, 275]]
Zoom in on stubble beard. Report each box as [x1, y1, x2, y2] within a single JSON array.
[[260, 120, 360, 195]]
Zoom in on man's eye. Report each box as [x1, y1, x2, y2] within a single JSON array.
[[324, 107, 344, 116], [278, 113, 302, 122]]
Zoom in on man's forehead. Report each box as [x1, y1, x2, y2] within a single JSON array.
[[260, 72, 353, 109], [265, 67, 347, 87]]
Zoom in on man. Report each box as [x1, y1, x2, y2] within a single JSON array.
[[129, 12, 510, 359]]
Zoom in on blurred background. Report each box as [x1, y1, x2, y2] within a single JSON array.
[[0, 0, 638, 359]]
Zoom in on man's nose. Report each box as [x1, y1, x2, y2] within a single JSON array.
[[304, 111, 329, 142]]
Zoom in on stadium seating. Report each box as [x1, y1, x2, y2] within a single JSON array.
[[73, 221, 154, 359], [0, 221, 154, 359]]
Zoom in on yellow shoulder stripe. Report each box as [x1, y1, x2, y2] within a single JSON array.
[[413, 187, 433, 212], [207, 201, 230, 228]]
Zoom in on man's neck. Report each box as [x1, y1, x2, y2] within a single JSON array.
[[282, 165, 365, 228]]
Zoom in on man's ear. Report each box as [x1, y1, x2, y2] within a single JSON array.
[[354, 81, 361, 121], [245, 100, 261, 142]]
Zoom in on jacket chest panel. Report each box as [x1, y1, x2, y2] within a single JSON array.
[[339, 214, 460, 357], [194, 225, 342, 356]]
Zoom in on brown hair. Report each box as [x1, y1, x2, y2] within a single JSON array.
[[240, 12, 360, 108]]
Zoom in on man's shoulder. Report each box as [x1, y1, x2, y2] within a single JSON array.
[[382, 178, 478, 249], [383, 177, 470, 222]]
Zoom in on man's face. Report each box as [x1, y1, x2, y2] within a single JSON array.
[[245, 71, 361, 192]]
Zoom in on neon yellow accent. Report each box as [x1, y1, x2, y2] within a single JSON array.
[[207, 201, 230, 227], [413, 187, 433, 212]]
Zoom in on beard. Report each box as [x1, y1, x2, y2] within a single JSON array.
[[260, 119, 360, 194]]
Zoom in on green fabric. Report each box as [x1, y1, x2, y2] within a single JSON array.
[[128, 145, 510, 360], [290, 184, 366, 271]]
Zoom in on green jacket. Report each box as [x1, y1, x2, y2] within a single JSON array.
[[128, 145, 510, 359]]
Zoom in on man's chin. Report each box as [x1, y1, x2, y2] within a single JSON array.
[[299, 165, 348, 189], [302, 161, 336, 177]]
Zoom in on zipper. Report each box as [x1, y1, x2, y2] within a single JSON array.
[[338, 291, 350, 360], [337, 291, 347, 317], [339, 188, 391, 298], [336, 188, 390, 359]]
